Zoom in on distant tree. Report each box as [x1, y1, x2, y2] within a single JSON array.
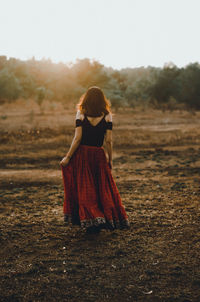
[[36, 86, 46, 108], [111, 70, 127, 92], [0, 55, 200, 111], [0, 68, 22, 101], [20, 75, 36, 98], [110, 94, 124, 112], [0, 56, 7, 70], [74, 58, 110, 88], [177, 63, 200, 110], [147, 66, 180, 105]]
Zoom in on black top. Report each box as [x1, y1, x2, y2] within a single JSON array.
[[76, 114, 112, 147]]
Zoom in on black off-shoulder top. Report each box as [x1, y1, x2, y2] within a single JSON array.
[[76, 114, 112, 147]]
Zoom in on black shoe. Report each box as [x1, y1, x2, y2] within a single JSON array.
[[86, 226, 101, 234]]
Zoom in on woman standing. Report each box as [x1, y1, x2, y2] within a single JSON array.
[[60, 86, 129, 234]]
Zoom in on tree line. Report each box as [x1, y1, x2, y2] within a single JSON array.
[[0, 56, 200, 110]]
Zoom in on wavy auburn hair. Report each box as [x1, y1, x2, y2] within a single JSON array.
[[77, 86, 111, 117]]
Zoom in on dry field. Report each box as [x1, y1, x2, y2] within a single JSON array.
[[0, 100, 200, 302]]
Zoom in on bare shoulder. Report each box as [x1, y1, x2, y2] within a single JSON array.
[[76, 110, 84, 120], [105, 112, 112, 122]]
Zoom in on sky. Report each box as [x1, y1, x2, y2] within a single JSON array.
[[0, 0, 200, 70]]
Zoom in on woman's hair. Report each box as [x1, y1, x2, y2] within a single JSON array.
[[77, 86, 111, 117]]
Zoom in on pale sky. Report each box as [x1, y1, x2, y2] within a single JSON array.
[[0, 0, 200, 69]]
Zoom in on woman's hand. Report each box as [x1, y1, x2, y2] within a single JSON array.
[[108, 160, 112, 169], [60, 156, 71, 167]]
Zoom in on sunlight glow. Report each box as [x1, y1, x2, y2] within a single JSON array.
[[0, 0, 200, 69]]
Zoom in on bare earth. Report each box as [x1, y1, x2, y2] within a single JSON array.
[[0, 101, 200, 302]]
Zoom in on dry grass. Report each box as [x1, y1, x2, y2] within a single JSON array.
[[0, 100, 200, 302]]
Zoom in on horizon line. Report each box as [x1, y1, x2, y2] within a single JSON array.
[[1, 54, 200, 71]]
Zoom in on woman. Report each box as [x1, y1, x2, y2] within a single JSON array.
[[60, 86, 129, 234]]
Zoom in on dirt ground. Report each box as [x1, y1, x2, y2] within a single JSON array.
[[0, 101, 200, 302]]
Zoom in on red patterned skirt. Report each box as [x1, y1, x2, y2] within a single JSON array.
[[61, 144, 130, 230]]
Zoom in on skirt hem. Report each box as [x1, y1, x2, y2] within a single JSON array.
[[64, 214, 130, 230]]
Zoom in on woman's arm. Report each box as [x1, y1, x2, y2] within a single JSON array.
[[105, 129, 113, 169], [60, 126, 82, 167]]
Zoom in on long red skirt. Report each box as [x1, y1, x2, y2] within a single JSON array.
[[61, 145, 130, 230]]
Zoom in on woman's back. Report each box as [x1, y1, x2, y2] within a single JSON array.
[[75, 111, 112, 147], [86, 114, 105, 126]]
